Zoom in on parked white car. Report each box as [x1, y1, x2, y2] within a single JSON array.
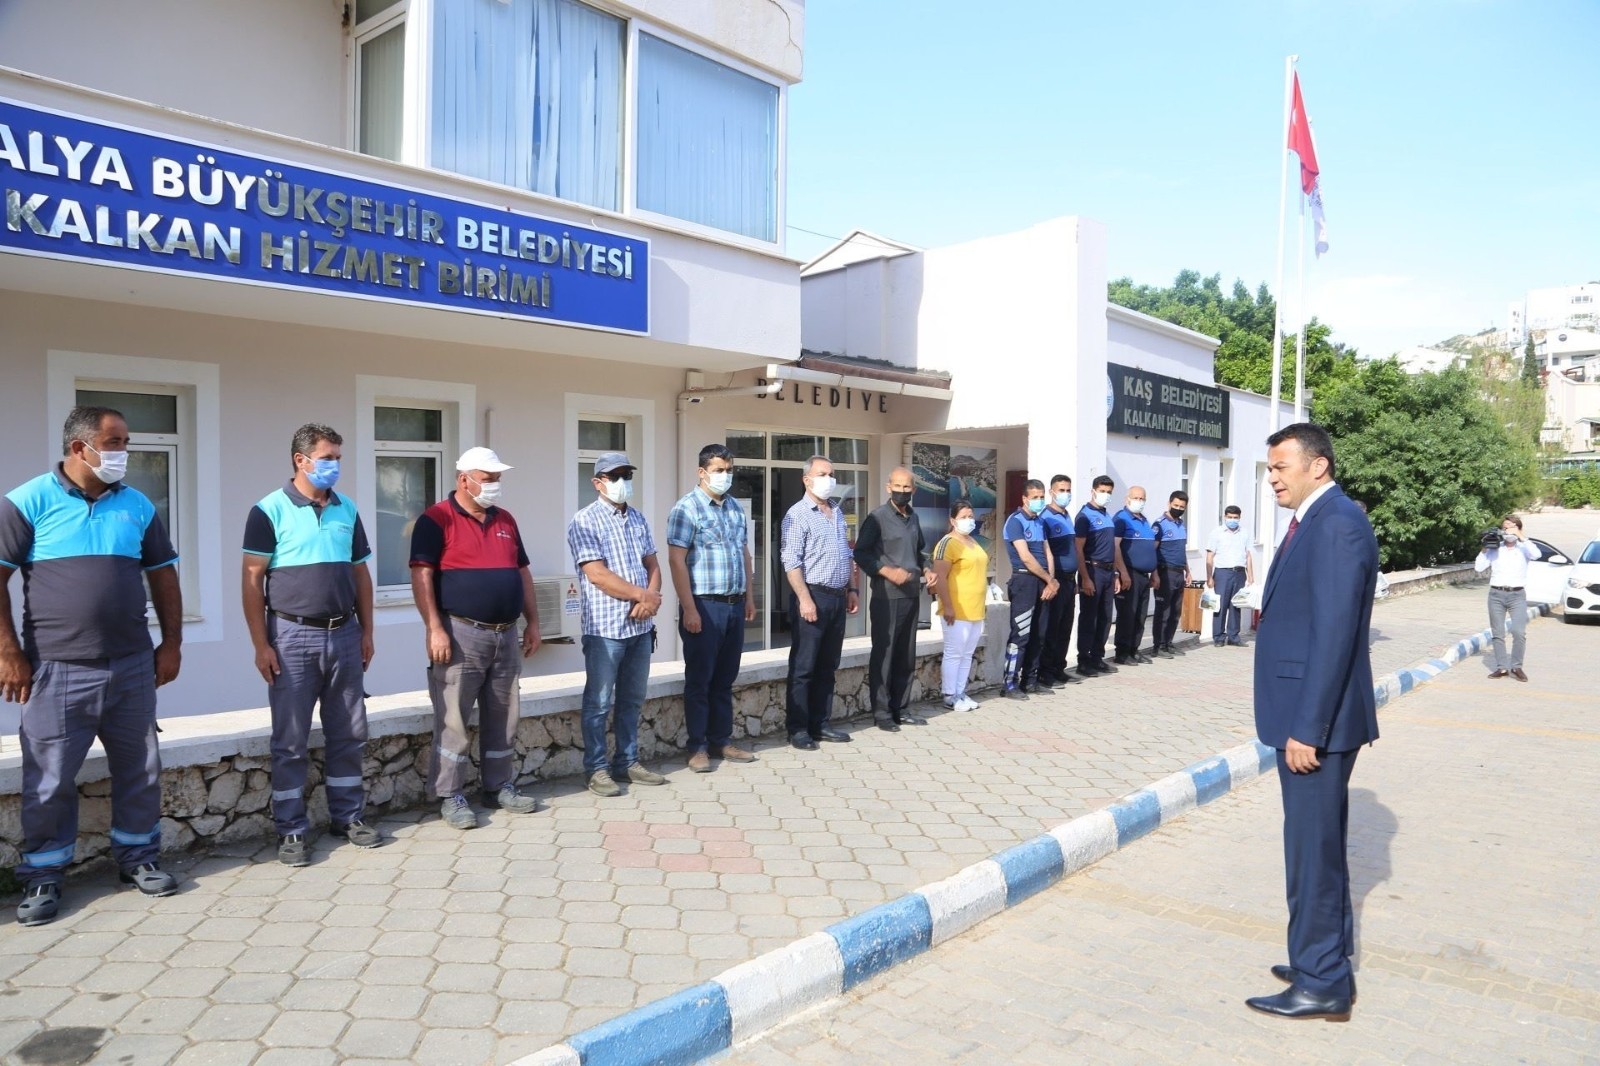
[[1522, 538, 1578, 607], [1558, 539, 1600, 623]]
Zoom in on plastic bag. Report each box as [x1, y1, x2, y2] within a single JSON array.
[[1232, 583, 1263, 610], [1200, 589, 1221, 612]]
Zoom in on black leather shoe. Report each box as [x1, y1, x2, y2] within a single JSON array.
[[898, 712, 928, 726], [1245, 986, 1351, 1021], [1113, 653, 1135, 665], [1019, 683, 1038, 695], [1002, 687, 1029, 700], [816, 727, 852, 743], [1272, 965, 1357, 1002], [1134, 652, 1154, 664], [1094, 660, 1119, 674], [876, 719, 900, 732], [1168, 644, 1187, 656], [1155, 647, 1176, 659], [1033, 675, 1061, 689], [790, 733, 818, 751]]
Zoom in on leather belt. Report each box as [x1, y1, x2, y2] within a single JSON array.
[[1223, 566, 1247, 572], [1087, 560, 1115, 570], [272, 609, 351, 630], [449, 614, 518, 632], [807, 583, 850, 595], [696, 592, 746, 604], [1489, 585, 1524, 592]]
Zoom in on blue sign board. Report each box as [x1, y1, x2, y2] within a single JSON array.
[[0, 99, 650, 335]]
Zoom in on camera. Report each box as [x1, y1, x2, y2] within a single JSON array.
[[1481, 529, 1505, 550]]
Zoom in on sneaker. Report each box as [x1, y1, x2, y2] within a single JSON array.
[[119, 862, 178, 897], [331, 820, 383, 847], [278, 833, 309, 867], [626, 764, 667, 786], [17, 883, 61, 926], [711, 743, 757, 763], [482, 786, 539, 814], [440, 793, 477, 830], [956, 696, 980, 712], [688, 751, 712, 773], [943, 695, 960, 708], [588, 769, 622, 797]]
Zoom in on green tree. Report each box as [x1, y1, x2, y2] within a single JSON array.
[[1313, 361, 1539, 569], [1521, 335, 1542, 387]]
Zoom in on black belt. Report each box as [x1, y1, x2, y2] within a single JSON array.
[[807, 583, 850, 596], [1490, 585, 1523, 592], [1159, 564, 1188, 571], [1128, 568, 1153, 578], [696, 592, 746, 604], [1087, 560, 1115, 570], [272, 609, 351, 630], [1222, 566, 1247, 573], [449, 614, 518, 632]]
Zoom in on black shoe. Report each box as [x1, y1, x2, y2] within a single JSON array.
[[1113, 653, 1135, 666], [876, 719, 901, 732], [1214, 640, 1225, 648], [16, 883, 61, 927], [1075, 664, 1097, 679], [1272, 965, 1358, 1003], [278, 833, 309, 867], [1227, 638, 1246, 647], [1094, 660, 1119, 674], [1155, 647, 1176, 659], [119, 863, 178, 896], [1134, 652, 1154, 664], [816, 727, 852, 743], [331, 819, 384, 846], [898, 712, 928, 726], [1245, 986, 1352, 1021], [790, 733, 819, 751], [1168, 644, 1187, 657], [1003, 687, 1030, 700]]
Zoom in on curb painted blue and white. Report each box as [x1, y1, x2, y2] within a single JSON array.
[[513, 606, 1549, 1066]]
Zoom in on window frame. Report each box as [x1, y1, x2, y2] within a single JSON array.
[[347, 0, 412, 162], [372, 411, 449, 596]]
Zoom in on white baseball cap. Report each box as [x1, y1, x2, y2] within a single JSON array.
[[455, 446, 512, 473]]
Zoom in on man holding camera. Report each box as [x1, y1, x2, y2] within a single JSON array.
[[1473, 516, 1536, 682]]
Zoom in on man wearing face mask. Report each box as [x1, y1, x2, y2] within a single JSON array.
[[1038, 475, 1083, 687], [1, 407, 183, 926], [1001, 479, 1059, 697], [667, 444, 759, 771], [568, 452, 666, 797], [1112, 486, 1158, 666], [1074, 475, 1121, 676], [1206, 504, 1255, 647], [243, 423, 378, 866], [780, 455, 859, 749], [410, 447, 543, 829], [855, 467, 936, 731], [1150, 491, 1192, 658]]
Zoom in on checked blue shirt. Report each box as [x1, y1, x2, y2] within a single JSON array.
[[568, 497, 658, 639], [666, 487, 748, 597], [780, 495, 853, 589]]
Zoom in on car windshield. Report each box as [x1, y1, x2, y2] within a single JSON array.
[[1581, 541, 1600, 565]]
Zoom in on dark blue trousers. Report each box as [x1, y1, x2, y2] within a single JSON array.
[[1277, 746, 1359, 999], [1212, 566, 1247, 643], [267, 617, 368, 836], [1113, 568, 1153, 656], [786, 588, 846, 739], [1076, 565, 1116, 668], [1039, 566, 1076, 678], [680, 596, 745, 752]]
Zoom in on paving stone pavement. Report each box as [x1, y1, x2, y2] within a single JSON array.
[[729, 604, 1599, 1066], [0, 584, 1520, 1064]]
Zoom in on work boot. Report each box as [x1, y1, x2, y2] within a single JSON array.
[[119, 863, 178, 896], [482, 786, 538, 814], [331, 820, 382, 847], [16, 883, 61, 927], [278, 833, 309, 867], [440, 794, 477, 830]]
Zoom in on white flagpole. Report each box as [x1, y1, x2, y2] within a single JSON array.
[[1293, 191, 1308, 423], [1268, 55, 1297, 434]]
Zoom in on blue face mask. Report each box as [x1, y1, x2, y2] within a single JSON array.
[[1225, 518, 1240, 531], [1026, 497, 1046, 516], [304, 457, 340, 491]]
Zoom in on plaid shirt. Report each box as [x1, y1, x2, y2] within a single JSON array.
[[666, 488, 748, 597], [780, 495, 853, 589], [567, 498, 658, 639]]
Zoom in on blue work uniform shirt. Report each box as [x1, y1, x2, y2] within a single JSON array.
[[1075, 503, 1116, 564], [1042, 506, 1078, 574], [243, 481, 371, 619], [1113, 509, 1158, 572], [1152, 513, 1189, 569], [1002, 508, 1049, 571]]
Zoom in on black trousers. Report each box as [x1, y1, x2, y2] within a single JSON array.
[[1006, 572, 1048, 687], [1113, 568, 1153, 656], [1077, 565, 1116, 667], [786, 588, 847, 739], [1151, 566, 1187, 648], [1039, 566, 1077, 678], [868, 590, 920, 723]]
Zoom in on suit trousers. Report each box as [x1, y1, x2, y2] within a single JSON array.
[[786, 588, 847, 739], [1151, 566, 1187, 647], [1277, 746, 1359, 999], [868, 591, 920, 723], [1212, 567, 1247, 642], [680, 596, 746, 752], [1077, 566, 1116, 667], [1039, 566, 1076, 677], [1113, 569, 1153, 656]]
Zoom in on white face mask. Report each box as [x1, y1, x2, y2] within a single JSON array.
[[705, 470, 733, 496], [85, 444, 129, 484], [468, 476, 502, 508], [954, 517, 976, 535], [1128, 499, 1146, 514], [1094, 491, 1111, 508], [602, 476, 633, 504], [809, 474, 836, 500]]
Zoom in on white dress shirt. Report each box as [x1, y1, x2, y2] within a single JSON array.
[[1474, 538, 1537, 587]]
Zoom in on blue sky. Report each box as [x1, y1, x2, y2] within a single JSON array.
[[785, 0, 1600, 358]]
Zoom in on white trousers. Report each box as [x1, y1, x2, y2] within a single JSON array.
[[940, 620, 985, 696]]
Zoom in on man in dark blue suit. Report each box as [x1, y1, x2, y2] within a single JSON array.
[[1246, 423, 1378, 1022]]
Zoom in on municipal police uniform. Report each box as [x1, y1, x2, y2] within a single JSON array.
[[1039, 503, 1079, 683], [1112, 506, 1158, 661], [0, 468, 176, 889], [1002, 506, 1051, 691], [1151, 510, 1189, 653], [243, 482, 372, 838], [1075, 502, 1117, 672]]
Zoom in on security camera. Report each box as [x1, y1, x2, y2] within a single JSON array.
[[686, 395, 704, 404]]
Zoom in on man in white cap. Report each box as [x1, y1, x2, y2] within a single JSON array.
[[410, 446, 542, 829]]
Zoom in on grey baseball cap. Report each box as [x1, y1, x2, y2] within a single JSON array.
[[593, 452, 635, 476]]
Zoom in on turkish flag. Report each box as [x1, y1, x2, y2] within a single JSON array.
[[1287, 73, 1320, 196]]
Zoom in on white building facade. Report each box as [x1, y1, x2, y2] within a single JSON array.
[[1509, 282, 1600, 344]]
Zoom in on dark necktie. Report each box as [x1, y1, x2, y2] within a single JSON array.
[[1281, 516, 1300, 552]]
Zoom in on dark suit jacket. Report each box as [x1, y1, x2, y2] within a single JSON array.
[[1254, 484, 1380, 753]]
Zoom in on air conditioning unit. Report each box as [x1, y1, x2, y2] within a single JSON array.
[[531, 575, 583, 642]]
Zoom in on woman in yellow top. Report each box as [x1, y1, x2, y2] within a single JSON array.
[[932, 499, 989, 711]]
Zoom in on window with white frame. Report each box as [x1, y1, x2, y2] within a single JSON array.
[[75, 385, 194, 604], [576, 417, 630, 506], [635, 32, 779, 241], [373, 404, 448, 591], [1218, 459, 1233, 524], [354, 0, 407, 162], [1179, 454, 1194, 500]]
